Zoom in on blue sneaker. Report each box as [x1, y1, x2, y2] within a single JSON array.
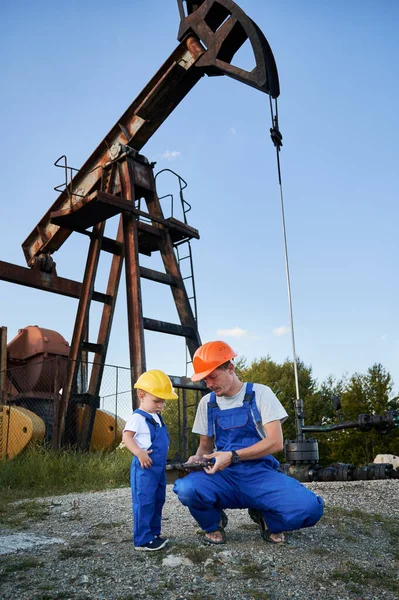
[[154, 535, 169, 543], [135, 537, 169, 551]]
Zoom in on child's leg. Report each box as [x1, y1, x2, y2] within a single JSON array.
[[131, 460, 160, 546], [149, 468, 166, 538]]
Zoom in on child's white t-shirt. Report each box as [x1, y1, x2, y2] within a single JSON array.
[[123, 411, 163, 450]]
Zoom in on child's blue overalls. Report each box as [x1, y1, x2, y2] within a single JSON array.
[[131, 409, 169, 546], [174, 383, 324, 533]]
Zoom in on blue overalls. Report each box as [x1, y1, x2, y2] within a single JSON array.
[[130, 409, 169, 546], [174, 383, 324, 533]]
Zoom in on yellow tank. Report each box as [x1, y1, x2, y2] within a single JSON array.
[[77, 407, 125, 451], [0, 406, 45, 459]]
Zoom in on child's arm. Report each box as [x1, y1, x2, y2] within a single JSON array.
[[122, 430, 153, 468]]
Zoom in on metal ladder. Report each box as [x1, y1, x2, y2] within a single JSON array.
[[155, 169, 198, 376]]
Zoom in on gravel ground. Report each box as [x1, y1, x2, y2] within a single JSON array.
[[0, 480, 398, 600]]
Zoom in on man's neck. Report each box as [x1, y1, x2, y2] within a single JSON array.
[[224, 378, 244, 398]]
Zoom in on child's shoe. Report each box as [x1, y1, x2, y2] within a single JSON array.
[[135, 537, 169, 551]]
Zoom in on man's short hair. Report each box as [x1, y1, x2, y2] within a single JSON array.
[[216, 360, 233, 371]]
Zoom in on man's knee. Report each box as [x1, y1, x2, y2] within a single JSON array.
[[173, 475, 200, 507], [306, 494, 324, 525], [288, 494, 324, 529]]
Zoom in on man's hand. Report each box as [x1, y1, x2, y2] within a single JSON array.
[[203, 451, 232, 474], [137, 449, 153, 468], [185, 454, 203, 464]]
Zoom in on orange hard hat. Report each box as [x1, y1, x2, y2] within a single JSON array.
[[191, 341, 237, 382]]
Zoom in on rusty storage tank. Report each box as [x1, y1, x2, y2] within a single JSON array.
[[6, 326, 70, 440], [7, 325, 69, 397]]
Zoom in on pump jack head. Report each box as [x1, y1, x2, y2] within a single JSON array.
[[176, 0, 280, 97]]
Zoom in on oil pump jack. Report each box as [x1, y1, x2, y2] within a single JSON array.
[[0, 1, 397, 474], [0, 0, 280, 452]]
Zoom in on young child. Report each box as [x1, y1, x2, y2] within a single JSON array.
[[122, 369, 178, 551]]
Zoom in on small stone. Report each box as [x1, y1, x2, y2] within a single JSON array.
[[162, 555, 192, 567]]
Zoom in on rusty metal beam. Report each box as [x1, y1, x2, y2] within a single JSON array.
[[120, 159, 146, 408], [22, 36, 206, 267], [143, 318, 195, 338], [0, 260, 180, 302], [0, 260, 111, 304]]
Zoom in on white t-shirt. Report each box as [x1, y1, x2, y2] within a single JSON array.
[[123, 411, 163, 450], [192, 383, 288, 439]]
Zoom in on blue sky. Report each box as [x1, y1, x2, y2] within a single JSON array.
[[1, 0, 398, 393]]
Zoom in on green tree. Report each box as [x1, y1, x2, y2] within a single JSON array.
[[327, 364, 399, 465], [236, 356, 331, 461]]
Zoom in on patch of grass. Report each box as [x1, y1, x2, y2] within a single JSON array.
[[19, 500, 50, 520], [330, 561, 398, 592], [34, 594, 71, 600], [58, 547, 94, 560], [93, 521, 124, 529], [240, 563, 264, 579], [91, 568, 109, 578], [163, 579, 175, 590], [0, 499, 50, 528], [183, 546, 212, 564], [343, 534, 357, 542], [184, 595, 215, 600], [324, 506, 394, 541], [0, 446, 131, 504], [247, 591, 271, 600], [37, 583, 56, 592], [2, 557, 43, 573], [324, 506, 384, 524], [381, 517, 399, 554]]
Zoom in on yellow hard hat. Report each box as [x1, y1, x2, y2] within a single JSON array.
[[134, 369, 178, 400]]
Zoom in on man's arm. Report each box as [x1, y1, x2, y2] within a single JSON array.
[[204, 420, 284, 473], [186, 435, 214, 463]]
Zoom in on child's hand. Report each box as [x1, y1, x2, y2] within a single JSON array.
[[137, 449, 153, 468]]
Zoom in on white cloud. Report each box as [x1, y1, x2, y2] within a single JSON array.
[[217, 327, 248, 338], [273, 326, 290, 337], [229, 127, 237, 135], [161, 150, 181, 160]]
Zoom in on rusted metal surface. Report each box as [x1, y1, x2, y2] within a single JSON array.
[[0, 259, 181, 302], [177, 0, 280, 96], [120, 159, 146, 410], [143, 318, 195, 338], [22, 37, 206, 266], [58, 220, 106, 447], [50, 190, 200, 243], [0, 260, 110, 304], [22, 1, 279, 266]]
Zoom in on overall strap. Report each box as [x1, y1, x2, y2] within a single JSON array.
[[243, 382, 262, 423], [134, 408, 159, 429], [207, 392, 218, 437]]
